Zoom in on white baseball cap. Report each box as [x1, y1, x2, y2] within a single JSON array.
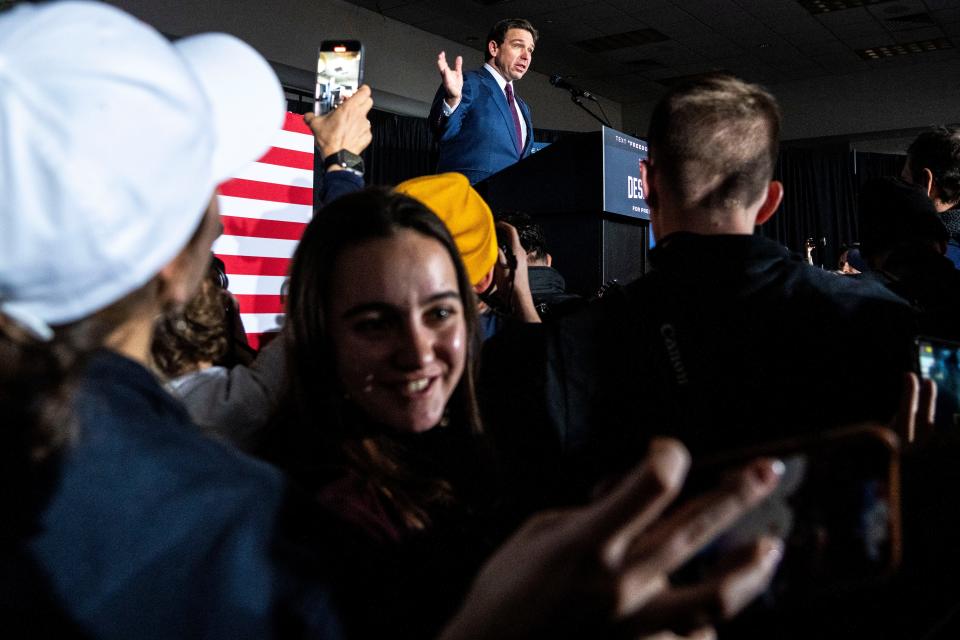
[[0, 1, 285, 339]]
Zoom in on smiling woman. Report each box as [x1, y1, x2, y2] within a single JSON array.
[[326, 228, 468, 433], [258, 187, 497, 637]]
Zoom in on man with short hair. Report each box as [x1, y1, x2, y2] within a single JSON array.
[[430, 18, 537, 184], [482, 75, 916, 492], [498, 212, 584, 320], [902, 126, 960, 267]]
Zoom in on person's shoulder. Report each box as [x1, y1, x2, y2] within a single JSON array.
[[75, 354, 283, 495], [464, 67, 492, 88], [785, 263, 915, 328]]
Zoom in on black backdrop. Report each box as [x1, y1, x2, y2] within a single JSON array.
[[764, 147, 904, 268], [292, 96, 904, 269]]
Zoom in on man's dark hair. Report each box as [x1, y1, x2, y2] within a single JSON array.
[[485, 18, 538, 61], [906, 126, 960, 207], [858, 177, 948, 261], [647, 73, 781, 212], [498, 212, 548, 261]]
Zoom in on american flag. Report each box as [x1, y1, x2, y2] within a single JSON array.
[[213, 112, 314, 349]]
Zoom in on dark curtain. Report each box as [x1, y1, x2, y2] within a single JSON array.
[[760, 148, 905, 268]]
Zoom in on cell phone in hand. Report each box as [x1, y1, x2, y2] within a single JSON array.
[[680, 425, 901, 603], [917, 336, 960, 428], [495, 224, 517, 272], [314, 40, 364, 115]]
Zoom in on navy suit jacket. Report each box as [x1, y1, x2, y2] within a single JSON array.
[[429, 67, 533, 184]]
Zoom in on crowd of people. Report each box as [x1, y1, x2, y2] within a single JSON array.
[[4, 2, 960, 639]]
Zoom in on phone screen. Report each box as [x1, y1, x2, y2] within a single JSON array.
[[314, 41, 363, 115], [917, 336, 960, 427], [680, 426, 901, 603]]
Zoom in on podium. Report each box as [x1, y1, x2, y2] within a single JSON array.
[[475, 127, 651, 297]]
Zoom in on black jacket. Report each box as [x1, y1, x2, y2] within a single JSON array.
[[482, 233, 917, 499]]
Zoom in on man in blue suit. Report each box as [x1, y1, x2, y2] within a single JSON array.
[[430, 18, 537, 184]]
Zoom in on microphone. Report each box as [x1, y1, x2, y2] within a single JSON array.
[[550, 75, 597, 101]]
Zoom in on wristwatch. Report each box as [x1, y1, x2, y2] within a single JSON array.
[[323, 149, 365, 176]]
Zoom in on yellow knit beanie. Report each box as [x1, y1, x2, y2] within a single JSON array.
[[394, 173, 497, 287]]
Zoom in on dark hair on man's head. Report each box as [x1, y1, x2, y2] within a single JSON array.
[[858, 177, 947, 260], [497, 212, 548, 261], [647, 73, 781, 212], [485, 18, 538, 61], [276, 187, 482, 531], [906, 126, 960, 207]]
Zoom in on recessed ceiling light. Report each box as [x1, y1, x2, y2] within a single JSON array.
[[798, 0, 887, 15], [856, 37, 953, 59]]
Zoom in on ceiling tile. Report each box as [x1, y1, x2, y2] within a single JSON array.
[[931, 8, 960, 23], [515, 0, 602, 17], [892, 25, 950, 41], [816, 7, 875, 27], [866, 0, 929, 20], [624, 3, 696, 27], [826, 20, 890, 39], [679, 35, 745, 58], [589, 15, 651, 34], [541, 21, 606, 40], [791, 37, 849, 54], [780, 25, 842, 47], [811, 50, 869, 71], [605, 0, 673, 10], [748, 1, 817, 24], [382, 0, 448, 25]]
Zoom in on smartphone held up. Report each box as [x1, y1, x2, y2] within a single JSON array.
[[680, 425, 902, 604], [314, 40, 364, 115]]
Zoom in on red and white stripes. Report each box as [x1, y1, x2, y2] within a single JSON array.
[[214, 112, 314, 349]]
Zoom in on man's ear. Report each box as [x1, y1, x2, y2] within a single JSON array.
[[546, 253, 553, 267], [755, 180, 784, 226], [156, 255, 194, 311], [487, 40, 498, 60], [474, 266, 495, 295], [640, 159, 657, 210], [921, 168, 936, 199]]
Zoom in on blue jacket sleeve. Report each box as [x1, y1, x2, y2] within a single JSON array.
[[428, 73, 476, 143], [317, 169, 364, 208]]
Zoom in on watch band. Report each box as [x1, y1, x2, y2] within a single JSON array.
[[323, 150, 365, 175]]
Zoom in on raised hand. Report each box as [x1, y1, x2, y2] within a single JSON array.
[[303, 84, 373, 161], [439, 438, 783, 640], [437, 51, 464, 109]]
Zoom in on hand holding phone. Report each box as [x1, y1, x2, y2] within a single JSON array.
[[304, 84, 373, 160], [917, 336, 960, 431], [680, 425, 902, 604]]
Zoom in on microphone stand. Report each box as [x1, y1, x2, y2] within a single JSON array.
[[569, 93, 611, 128]]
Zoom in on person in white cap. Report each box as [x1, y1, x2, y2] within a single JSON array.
[[0, 3, 786, 638], [0, 2, 342, 636]]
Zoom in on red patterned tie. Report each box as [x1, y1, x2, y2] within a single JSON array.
[[505, 83, 523, 156]]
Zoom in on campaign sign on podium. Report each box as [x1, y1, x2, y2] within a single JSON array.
[[601, 126, 649, 220], [476, 127, 652, 294]]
